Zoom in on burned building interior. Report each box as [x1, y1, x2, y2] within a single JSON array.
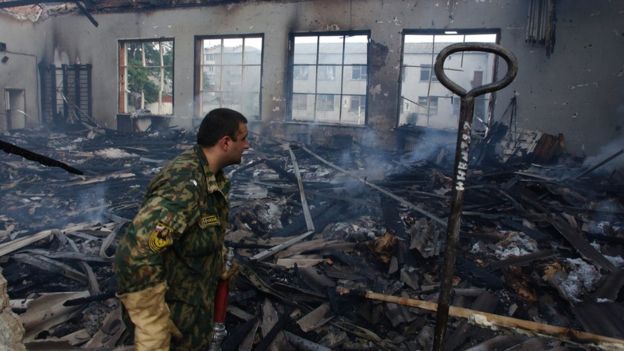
[[1, 0, 624, 350]]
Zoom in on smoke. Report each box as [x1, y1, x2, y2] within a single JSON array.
[[582, 137, 624, 174], [77, 183, 109, 224], [402, 129, 456, 165]]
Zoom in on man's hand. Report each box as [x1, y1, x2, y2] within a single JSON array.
[[118, 282, 179, 351], [220, 259, 239, 280]]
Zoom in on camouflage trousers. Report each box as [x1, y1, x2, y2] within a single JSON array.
[[169, 299, 214, 350]]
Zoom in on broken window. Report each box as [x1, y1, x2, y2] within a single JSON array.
[[290, 33, 368, 125], [399, 31, 498, 130], [118, 39, 173, 115], [196, 35, 263, 120]]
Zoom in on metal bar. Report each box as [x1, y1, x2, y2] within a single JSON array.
[[62, 64, 68, 123], [433, 95, 475, 350], [431, 42, 518, 351], [73, 66, 81, 116], [87, 64, 92, 117], [426, 35, 436, 125]]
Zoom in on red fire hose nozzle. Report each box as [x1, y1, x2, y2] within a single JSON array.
[[209, 247, 234, 351]]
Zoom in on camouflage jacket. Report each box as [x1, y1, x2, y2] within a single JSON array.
[[114, 144, 229, 312]]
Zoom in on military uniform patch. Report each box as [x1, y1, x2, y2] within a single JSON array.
[[199, 215, 219, 229], [148, 223, 173, 253]]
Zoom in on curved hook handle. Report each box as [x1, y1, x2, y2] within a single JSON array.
[[434, 42, 518, 98]]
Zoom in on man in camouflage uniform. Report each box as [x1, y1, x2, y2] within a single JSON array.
[[114, 108, 249, 351]]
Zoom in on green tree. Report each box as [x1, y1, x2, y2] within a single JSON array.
[[126, 41, 173, 105]]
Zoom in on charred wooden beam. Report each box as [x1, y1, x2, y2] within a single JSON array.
[[0, 0, 65, 8], [0, 139, 83, 175], [74, 0, 99, 27], [286, 144, 314, 232]]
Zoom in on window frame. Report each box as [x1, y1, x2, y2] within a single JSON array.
[[397, 28, 501, 129], [118, 38, 175, 115], [193, 33, 264, 120], [288, 30, 370, 125]]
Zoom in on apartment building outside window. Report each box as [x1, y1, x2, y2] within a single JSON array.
[[399, 30, 499, 130], [119, 39, 174, 115], [195, 35, 263, 120], [290, 32, 369, 125]]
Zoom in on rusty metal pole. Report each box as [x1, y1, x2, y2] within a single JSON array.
[[432, 42, 518, 351]]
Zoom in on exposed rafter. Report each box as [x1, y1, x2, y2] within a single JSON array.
[[0, 0, 98, 26]]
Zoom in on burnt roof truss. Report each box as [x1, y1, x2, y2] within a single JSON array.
[[0, 0, 98, 27]]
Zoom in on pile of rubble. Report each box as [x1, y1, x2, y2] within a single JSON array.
[[0, 125, 623, 350]]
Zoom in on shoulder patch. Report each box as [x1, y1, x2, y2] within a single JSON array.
[[199, 215, 220, 229], [148, 223, 174, 253]]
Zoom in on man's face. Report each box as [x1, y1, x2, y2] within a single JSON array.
[[225, 122, 250, 165]]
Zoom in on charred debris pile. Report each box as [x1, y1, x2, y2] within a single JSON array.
[[0, 126, 623, 350]]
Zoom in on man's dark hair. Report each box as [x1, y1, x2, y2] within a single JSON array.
[[197, 108, 248, 147]]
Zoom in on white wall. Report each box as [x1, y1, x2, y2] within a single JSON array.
[[0, 13, 51, 131]]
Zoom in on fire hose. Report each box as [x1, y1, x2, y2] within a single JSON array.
[[208, 247, 235, 351]]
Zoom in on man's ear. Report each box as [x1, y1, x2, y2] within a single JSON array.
[[219, 136, 232, 151]]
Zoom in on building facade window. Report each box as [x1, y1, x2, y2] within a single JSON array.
[[419, 64, 438, 82], [195, 35, 263, 120], [119, 39, 174, 115], [293, 94, 308, 110], [399, 31, 498, 130], [351, 65, 367, 80], [418, 96, 439, 115], [349, 95, 366, 113], [318, 65, 336, 81], [290, 32, 369, 125], [294, 66, 309, 80], [317, 94, 335, 111]]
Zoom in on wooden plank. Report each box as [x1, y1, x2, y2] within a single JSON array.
[[337, 287, 624, 350], [286, 144, 314, 232], [20, 291, 90, 341], [283, 331, 332, 351], [62, 234, 100, 294], [275, 257, 325, 269], [0, 230, 54, 258], [548, 214, 616, 272], [83, 306, 125, 348], [296, 303, 333, 333], [13, 253, 87, 284], [250, 230, 315, 261]]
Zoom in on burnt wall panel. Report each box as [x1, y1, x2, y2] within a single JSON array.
[[44, 0, 624, 155]]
